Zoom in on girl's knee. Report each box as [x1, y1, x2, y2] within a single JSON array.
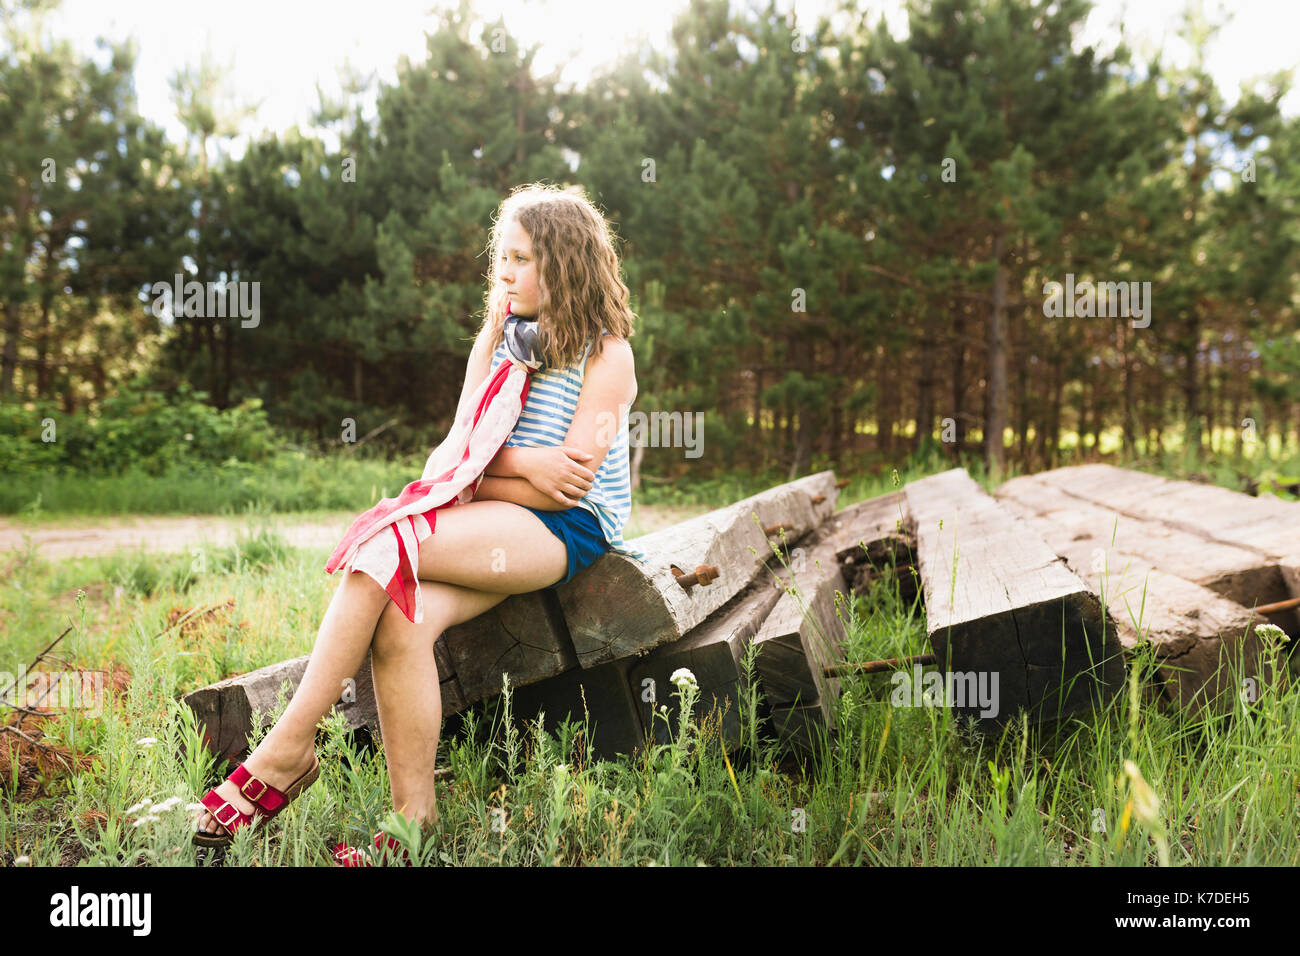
[[372, 600, 443, 663]]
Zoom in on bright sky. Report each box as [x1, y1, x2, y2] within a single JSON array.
[[41, 0, 1300, 161]]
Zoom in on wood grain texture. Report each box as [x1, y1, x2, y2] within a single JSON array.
[[556, 471, 839, 668], [996, 474, 1264, 714], [825, 491, 917, 599], [182, 640, 465, 760], [752, 524, 851, 727], [502, 656, 646, 762], [1031, 464, 1300, 634], [904, 468, 1124, 728], [628, 574, 785, 747], [1037, 464, 1298, 561], [443, 590, 576, 705]]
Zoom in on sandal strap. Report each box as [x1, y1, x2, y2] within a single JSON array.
[[332, 842, 374, 867], [200, 788, 254, 834], [229, 763, 288, 815]]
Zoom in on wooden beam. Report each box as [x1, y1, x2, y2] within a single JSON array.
[[182, 641, 463, 761], [904, 468, 1124, 729], [996, 474, 1265, 714], [499, 656, 646, 763], [556, 471, 839, 668], [751, 524, 851, 729], [443, 590, 577, 705], [824, 491, 917, 600], [1032, 464, 1300, 634], [628, 575, 786, 748]]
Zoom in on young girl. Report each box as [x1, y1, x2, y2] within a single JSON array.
[[192, 184, 642, 855]]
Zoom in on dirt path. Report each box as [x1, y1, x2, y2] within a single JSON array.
[[0, 503, 712, 563]]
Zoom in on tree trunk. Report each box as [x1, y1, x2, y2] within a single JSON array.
[[951, 299, 967, 456], [1048, 358, 1063, 467], [915, 319, 935, 452], [985, 230, 1008, 474], [1121, 324, 1135, 455], [875, 346, 893, 454], [1, 299, 21, 397], [35, 293, 53, 396], [1183, 314, 1202, 457]]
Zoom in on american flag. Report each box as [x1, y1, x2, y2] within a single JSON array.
[[324, 310, 542, 624]]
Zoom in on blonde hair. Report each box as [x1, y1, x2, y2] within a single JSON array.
[[476, 183, 636, 369]]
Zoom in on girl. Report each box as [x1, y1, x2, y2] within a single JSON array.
[[192, 183, 642, 854]]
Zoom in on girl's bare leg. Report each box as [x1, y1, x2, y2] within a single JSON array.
[[370, 581, 510, 825], [372, 500, 569, 826], [194, 566, 392, 835], [195, 499, 568, 836]]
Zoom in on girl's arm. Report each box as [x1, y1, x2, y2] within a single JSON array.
[[453, 331, 494, 425], [472, 475, 573, 511], [475, 338, 636, 511], [458, 332, 534, 480]]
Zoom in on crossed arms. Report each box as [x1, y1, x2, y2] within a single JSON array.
[[455, 331, 637, 512]]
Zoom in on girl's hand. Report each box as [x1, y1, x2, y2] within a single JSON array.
[[521, 446, 596, 506]]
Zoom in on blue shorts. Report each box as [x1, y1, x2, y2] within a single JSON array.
[[522, 504, 611, 587]]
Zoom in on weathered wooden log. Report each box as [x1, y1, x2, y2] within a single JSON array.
[[823, 491, 917, 600], [751, 524, 850, 728], [182, 641, 464, 761], [556, 471, 839, 668], [183, 656, 310, 761], [442, 590, 577, 705], [904, 468, 1124, 729], [769, 701, 831, 757], [628, 575, 786, 748], [1032, 464, 1300, 634], [996, 474, 1265, 714], [500, 656, 646, 762]]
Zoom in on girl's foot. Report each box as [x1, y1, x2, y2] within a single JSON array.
[[193, 733, 318, 837], [333, 813, 442, 867]]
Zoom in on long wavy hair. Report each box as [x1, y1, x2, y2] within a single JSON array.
[[475, 183, 636, 369]]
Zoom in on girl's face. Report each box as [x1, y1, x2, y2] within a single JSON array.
[[499, 218, 540, 318]]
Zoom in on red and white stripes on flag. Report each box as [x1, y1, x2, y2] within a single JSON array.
[[324, 351, 533, 624]]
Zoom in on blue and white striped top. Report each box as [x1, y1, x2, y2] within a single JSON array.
[[490, 330, 647, 564]]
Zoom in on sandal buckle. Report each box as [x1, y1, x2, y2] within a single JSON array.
[[212, 801, 242, 828], [240, 776, 269, 801]]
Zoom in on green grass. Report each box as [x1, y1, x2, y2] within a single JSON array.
[[0, 451, 425, 519], [3, 418, 1296, 520], [2, 505, 1296, 866]]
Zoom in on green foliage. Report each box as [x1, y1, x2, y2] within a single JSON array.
[[0, 381, 281, 478]]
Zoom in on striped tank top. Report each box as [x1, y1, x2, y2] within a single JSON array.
[[489, 330, 648, 564]]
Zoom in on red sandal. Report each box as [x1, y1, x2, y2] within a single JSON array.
[[192, 754, 321, 847], [332, 821, 441, 867], [331, 832, 412, 867]]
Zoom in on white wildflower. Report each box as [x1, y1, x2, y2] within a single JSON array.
[[1254, 623, 1289, 644], [125, 798, 153, 815], [136, 737, 158, 747], [14, 856, 30, 867], [155, 796, 182, 812], [669, 668, 698, 692]]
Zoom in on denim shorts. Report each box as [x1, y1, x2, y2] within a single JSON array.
[[521, 504, 610, 587]]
